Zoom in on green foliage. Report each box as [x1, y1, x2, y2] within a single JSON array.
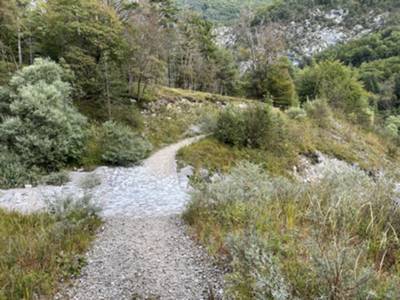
[[317, 25, 400, 114], [214, 107, 246, 147], [297, 60, 372, 124], [0, 59, 87, 172], [79, 124, 103, 169], [101, 121, 152, 166], [384, 115, 400, 138], [0, 150, 41, 189], [175, 0, 272, 24], [215, 104, 287, 149], [265, 59, 297, 108], [286, 107, 307, 120], [0, 196, 101, 300], [319, 26, 400, 67], [184, 162, 400, 299], [254, 0, 400, 26], [34, 0, 124, 99], [180, 102, 396, 179]]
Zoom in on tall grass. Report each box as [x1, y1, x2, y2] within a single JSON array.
[[0, 196, 101, 300], [184, 162, 400, 299]]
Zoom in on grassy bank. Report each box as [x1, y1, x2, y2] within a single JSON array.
[[178, 111, 398, 177], [184, 162, 400, 298], [0, 197, 101, 300]]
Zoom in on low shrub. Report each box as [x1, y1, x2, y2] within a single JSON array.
[[185, 162, 400, 299], [215, 104, 287, 149], [79, 174, 102, 190], [101, 121, 152, 166]]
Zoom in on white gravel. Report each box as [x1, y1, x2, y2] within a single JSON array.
[[0, 136, 223, 299]]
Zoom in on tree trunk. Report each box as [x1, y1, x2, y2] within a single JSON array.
[[128, 66, 134, 96], [28, 36, 33, 64], [137, 76, 142, 103], [17, 19, 23, 66], [103, 55, 112, 120], [167, 54, 172, 87]]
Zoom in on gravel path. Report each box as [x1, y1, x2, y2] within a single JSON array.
[[0, 136, 223, 299]]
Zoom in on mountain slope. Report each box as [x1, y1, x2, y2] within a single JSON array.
[[253, 0, 400, 59]]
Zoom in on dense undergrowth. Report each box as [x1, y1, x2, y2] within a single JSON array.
[[184, 162, 400, 299], [0, 196, 101, 300]]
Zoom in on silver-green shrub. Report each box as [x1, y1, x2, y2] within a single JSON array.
[[41, 171, 70, 186], [191, 161, 294, 207], [79, 174, 102, 190], [226, 233, 291, 300], [0, 59, 87, 171]]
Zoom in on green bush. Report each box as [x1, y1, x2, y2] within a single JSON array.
[[215, 104, 286, 149], [214, 107, 247, 146], [286, 107, 307, 120], [101, 121, 152, 166], [0, 59, 87, 171]]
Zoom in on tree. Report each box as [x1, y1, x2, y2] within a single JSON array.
[[236, 12, 286, 99], [266, 58, 297, 108], [124, 3, 167, 102], [297, 60, 373, 124], [33, 0, 125, 101], [214, 48, 240, 95], [163, 11, 235, 93]]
